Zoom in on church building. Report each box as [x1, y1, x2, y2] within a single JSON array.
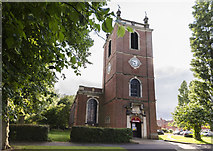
[[69, 9, 158, 139]]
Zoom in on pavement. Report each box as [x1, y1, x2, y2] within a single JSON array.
[[131, 138, 212, 150], [10, 138, 213, 151]]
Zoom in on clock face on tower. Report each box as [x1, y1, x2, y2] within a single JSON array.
[[129, 57, 141, 69]]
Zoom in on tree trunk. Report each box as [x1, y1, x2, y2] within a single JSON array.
[[1, 98, 11, 150], [2, 117, 11, 150], [193, 124, 201, 141]]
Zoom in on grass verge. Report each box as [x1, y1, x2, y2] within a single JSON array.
[[48, 129, 70, 142], [159, 134, 213, 144], [13, 145, 126, 150]]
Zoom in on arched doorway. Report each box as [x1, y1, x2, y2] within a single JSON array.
[[131, 116, 142, 138]]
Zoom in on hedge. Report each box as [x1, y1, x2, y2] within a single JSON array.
[[70, 126, 132, 143], [9, 124, 49, 141]]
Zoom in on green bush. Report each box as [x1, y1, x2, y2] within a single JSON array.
[[9, 124, 49, 141], [169, 129, 173, 133], [162, 128, 168, 133], [70, 126, 132, 143]]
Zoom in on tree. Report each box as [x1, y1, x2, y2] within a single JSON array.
[[171, 80, 189, 130], [189, 0, 213, 86], [189, 0, 213, 130], [24, 89, 60, 124], [177, 80, 189, 106], [172, 80, 209, 140], [172, 81, 189, 129], [172, 0, 213, 141], [188, 80, 213, 131], [40, 95, 75, 129], [2, 2, 114, 149], [173, 101, 206, 140]]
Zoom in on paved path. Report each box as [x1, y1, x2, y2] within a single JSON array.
[[11, 139, 213, 151], [131, 138, 212, 150]]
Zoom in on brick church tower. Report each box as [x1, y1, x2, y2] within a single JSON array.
[[100, 10, 158, 139], [69, 9, 158, 139]]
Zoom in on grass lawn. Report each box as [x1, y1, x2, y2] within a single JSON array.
[[48, 129, 70, 142], [13, 145, 126, 150], [159, 133, 213, 144]]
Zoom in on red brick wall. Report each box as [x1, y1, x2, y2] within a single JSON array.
[[149, 102, 158, 134], [102, 24, 157, 138], [101, 99, 129, 128], [75, 94, 87, 125]]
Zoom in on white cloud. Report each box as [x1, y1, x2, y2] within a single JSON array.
[[155, 67, 194, 119]]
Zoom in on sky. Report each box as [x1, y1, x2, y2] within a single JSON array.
[[55, 0, 196, 120]]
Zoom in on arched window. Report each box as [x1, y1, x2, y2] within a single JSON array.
[[131, 32, 138, 50], [130, 79, 141, 97], [86, 99, 98, 124], [108, 40, 111, 57]]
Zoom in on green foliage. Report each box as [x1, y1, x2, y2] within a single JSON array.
[[43, 106, 64, 129], [102, 17, 114, 33], [57, 95, 75, 106], [126, 26, 134, 33], [189, 1, 213, 86], [188, 81, 213, 126], [9, 124, 49, 141], [178, 81, 189, 105], [172, 80, 209, 140], [116, 23, 134, 37], [2, 2, 114, 121], [117, 24, 126, 37], [189, 0, 213, 128], [169, 129, 173, 133], [70, 126, 132, 143], [26, 95, 75, 129], [41, 95, 74, 129]]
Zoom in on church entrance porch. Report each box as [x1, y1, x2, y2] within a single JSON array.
[[126, 103, 147, 138]]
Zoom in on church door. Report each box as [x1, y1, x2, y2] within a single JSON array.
[[131, 117, 142, 138]]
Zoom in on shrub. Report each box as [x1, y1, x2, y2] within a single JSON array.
[[9, 124, 49, 141], [70, 126, 132, 143], [169, 129, 173, 133], [162, 128, 168, 133]]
